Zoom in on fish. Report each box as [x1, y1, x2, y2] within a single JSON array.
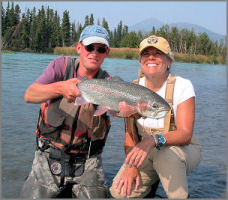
[[75, 77, 171, 119]]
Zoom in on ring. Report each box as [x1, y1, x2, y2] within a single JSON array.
[[135, 156, 140, 160], [120, 179, 124, 183]]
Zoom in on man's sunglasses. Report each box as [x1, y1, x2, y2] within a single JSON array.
[[84, 44, 108, 54]]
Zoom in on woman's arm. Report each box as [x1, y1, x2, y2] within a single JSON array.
[[125, 97, 195, 168]]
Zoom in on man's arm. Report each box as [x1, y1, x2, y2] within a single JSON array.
[[24, 78, 81, 104]]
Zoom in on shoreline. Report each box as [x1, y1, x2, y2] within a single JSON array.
[[2, 47, 226, 65], [53, 47, 227, 65]]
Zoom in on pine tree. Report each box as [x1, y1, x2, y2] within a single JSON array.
[[61, 10, 71, 46], [29, 7, 37, 50], [89, 14, 94, 25], [102, 18, 110, 34], [120, 32, 139, 48], [71, 21, 77, 45], [14, 4, 21, 26], [51, 11, 62, 47], [20, 15, 30, 49], [76, 23, 83, 42], [84, 15, 89, 28], [34, 6, 48, 52], [2, 5, 6, 36]]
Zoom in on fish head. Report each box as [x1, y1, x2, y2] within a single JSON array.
[[137, 98, 171, 119]]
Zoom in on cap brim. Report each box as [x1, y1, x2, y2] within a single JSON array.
[[82, 36, 109, 47], [139, 45, 174, 61]]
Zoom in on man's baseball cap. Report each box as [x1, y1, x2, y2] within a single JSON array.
[[139, 35, 174, 61], [79, 25, 110, 47]]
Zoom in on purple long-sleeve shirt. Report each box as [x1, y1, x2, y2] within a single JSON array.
[[36, 56, 66, 84]]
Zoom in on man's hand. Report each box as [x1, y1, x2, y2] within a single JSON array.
[[60, 78, 81, 102]]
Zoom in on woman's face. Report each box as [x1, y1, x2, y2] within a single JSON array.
[[140, 47, 171, 78]]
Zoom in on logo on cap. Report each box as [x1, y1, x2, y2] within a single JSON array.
[[96, 28, 105, 34], [147, 36, 158, 44], [51, 162, 61, 175]]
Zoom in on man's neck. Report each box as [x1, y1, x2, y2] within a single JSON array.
[[77, 65, 99, 79]]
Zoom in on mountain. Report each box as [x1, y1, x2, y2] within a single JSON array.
[[128, 17, 164, 33], [169, 23, 226, 43], [128, 17, 226, 43]]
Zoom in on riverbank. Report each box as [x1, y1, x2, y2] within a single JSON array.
[[2, 47, 226, 65], [53, 47, 226, 65]]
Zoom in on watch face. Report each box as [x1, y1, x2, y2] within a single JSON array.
[[158, 134, 166, 145]]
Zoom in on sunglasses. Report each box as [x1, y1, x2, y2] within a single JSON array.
[[84, 44, 108, 54]]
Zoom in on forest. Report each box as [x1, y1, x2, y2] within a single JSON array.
[[2, 2, 227, 63]]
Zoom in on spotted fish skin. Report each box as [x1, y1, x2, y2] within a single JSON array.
[[75, 77, 170, 119]]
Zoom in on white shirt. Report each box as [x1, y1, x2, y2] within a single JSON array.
[[137, 75, 195, 128]]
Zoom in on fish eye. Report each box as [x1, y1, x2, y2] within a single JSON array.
[[152, 103, 158, 109]]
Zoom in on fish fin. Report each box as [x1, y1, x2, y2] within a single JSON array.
[[117, 109, 137, 118], [74, 96, 88, 106], [107, 76, 124, 82], [94, 105, 109, 116]]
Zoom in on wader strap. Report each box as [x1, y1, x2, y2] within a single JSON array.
[[59, 148, 66, 188], [164, 76, 176, 134]]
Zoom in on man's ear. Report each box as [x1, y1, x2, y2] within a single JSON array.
[[76, 42, 81, 54], [105, 48, 110, 57]]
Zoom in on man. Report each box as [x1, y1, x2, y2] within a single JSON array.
[[20, 25, 113, 198]]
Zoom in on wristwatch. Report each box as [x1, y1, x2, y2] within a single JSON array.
[[156, 134, 166, 150]]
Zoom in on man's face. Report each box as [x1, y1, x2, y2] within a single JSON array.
[[76, 42, 110, 73]]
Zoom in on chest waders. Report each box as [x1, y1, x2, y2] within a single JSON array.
[[35, 57, 111, 188]]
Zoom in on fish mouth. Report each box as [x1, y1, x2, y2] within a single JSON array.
[[149, 109, 169, 119]]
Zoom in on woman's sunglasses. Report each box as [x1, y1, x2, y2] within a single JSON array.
[[84, 44, 108, 54]]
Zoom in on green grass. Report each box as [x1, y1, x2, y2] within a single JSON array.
[[2, 49, 15, 53], [53, 47, 226, 65]]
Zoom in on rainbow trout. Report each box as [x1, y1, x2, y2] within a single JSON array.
[[75, 77, 170, 119]]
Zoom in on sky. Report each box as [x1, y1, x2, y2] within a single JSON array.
[[2, 1, 227, 35]]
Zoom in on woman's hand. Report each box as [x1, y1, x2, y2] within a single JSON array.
[[115, 165, 140, 197], [117, 101, 137, 117], [125, 136, 156, 168]]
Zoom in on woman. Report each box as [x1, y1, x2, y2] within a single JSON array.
[[109, 35, 201, 199]]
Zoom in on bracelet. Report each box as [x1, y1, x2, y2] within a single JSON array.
[[151, 134, 158, 147]]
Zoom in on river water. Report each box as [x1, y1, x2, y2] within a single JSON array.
[[1, 52, 227, 198]]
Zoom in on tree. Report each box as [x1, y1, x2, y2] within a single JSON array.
[[102, 17, 110, 34], [61, 10, 71, 46], [34, 6, 48, 52], [4, 2, 11, 29], [120, 32, 140, 48], [46, 7, 55, 48], [170, 26, 179, 53], [89, 13, 94, 25], [115, 20, 123, 47], [150, 26, 156, 35], [14, 4, 21, 26], [2, 5, 6, 36], [76, 23, 83, 42], [197, 32, 210, 55], [20, 16, 30, 49], [71, 21, 77, 45], [83, 15, 89, 28], [51, 11, 62, 47], [29, 7, 37, 50]]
